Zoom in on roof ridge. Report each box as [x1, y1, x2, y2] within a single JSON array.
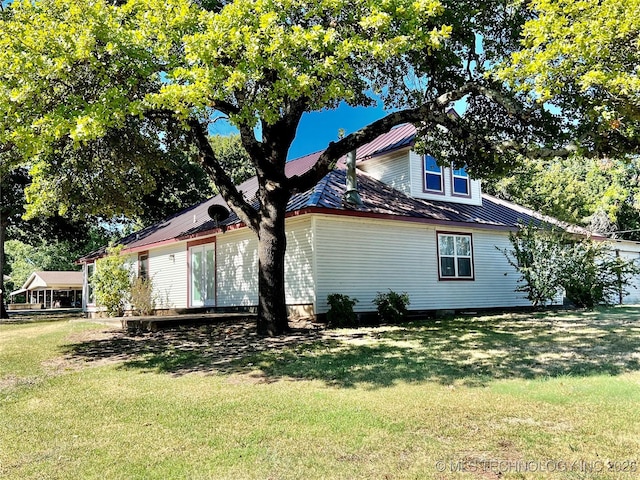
[[307, 168, 340, 206]]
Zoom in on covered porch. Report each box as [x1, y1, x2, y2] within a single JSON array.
[[9, 271, 83, 310]]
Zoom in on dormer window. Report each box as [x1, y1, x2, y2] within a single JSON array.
[[424, 155, 443, 193], [452, 167, 470, 196]]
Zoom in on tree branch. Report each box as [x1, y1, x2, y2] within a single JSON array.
[[496, 140, 581, 159], [288, 81, 586, 193], [211, 99, 241, 117], [289, 86, 474, 193], [187, 118, 259, 231]]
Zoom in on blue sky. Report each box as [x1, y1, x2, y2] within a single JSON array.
[[209, 102, 390, 161], [287, 103, 390, 159]]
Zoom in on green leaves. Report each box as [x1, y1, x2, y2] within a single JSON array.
[[1, 1, 138, 151], [0, 0, 452, 177], [503, 224, 640, 309], [497, 0, 640, 153], [93, 244, 132, 317], [150, 0, 451, 124], [485, 155, 640, 238]]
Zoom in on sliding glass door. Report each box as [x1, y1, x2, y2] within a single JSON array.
[[190, 243, 215, 307]]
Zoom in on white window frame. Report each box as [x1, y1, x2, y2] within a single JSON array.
[[437, 232, 474, 280], [189, 243, 216, 308], [86, 263, 96, 305], [138, 252, 149, 281]]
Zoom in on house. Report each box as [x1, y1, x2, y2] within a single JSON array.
[[79, 124, 640, 317], [9, 271, 83, 310]]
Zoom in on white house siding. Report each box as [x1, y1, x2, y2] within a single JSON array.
[[408, 150, 482, 206], [359, 151, 411, 194], [313, 215, 531, 314], [613, 242, 640, 304], [216, 228, 259, 307], [216, 217, 315, 308], [283, 217, 315, 305], [147, 243, 189, 309]]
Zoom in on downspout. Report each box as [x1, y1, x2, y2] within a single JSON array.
[[343, 150, 363, 206]]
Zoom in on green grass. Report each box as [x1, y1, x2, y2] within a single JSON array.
[[1, 307, 640, 479]]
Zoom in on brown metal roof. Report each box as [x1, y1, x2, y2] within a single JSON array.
[[93, 165, 585, 259], [33, 271, 83, 286], [78, 125, 589, 261], [19, 271, 83, 291], [78, 152, 325, 261], [355, 123, 416, 160]]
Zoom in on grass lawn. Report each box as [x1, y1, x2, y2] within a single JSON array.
[[1, 307, 639, 479]]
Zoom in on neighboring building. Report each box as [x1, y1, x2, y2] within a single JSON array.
[[79, 124, 640, 317], [9, 271, 83, 310]]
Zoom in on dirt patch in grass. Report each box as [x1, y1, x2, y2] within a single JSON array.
[[57, 307, 640, 388], [60, 319, 336, 375], [0, 375, 41, 391]]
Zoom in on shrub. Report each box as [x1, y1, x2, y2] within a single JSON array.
[[130, 276, 156, 316], [326, 293, 358, 328], [373, 290, 410, 324], [92, 245, 131, 317], [561, 240, 640, 308], [501, 223, 564, 307], [503, 223, 640, 309]]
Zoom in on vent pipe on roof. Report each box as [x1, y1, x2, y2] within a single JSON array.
[[343, 150, 363, 206]]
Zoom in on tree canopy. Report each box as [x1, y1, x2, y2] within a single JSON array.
[[497, 0, 640, 157], [486, 156, 640, 239]]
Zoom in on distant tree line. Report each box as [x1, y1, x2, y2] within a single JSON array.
[[485, 156, 640, 241]]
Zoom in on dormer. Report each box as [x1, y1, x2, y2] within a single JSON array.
[[408, 150, 482, 206], [355, 123, 483, 206]]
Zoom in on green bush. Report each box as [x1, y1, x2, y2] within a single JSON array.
[[92, 245, 131, 317], [326, 293, 359, 328], [502, 223, 640, 309], [373, 290, 410, 324], [561, 240, 640, 308], [501, 223, 565, 307]]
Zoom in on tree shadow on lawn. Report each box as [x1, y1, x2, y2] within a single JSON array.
[[63, 306, 640, 388]]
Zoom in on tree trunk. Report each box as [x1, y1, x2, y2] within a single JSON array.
[[0, 215, 8, 319], [256, 193, 290, 336]]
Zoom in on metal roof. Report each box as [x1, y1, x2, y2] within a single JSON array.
[[10, 271, 83, 295], [355, 123, 416, 160], [78, 124, 589, 261]]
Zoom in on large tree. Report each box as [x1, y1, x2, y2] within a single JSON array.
[[1, 0, 636, 334]]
